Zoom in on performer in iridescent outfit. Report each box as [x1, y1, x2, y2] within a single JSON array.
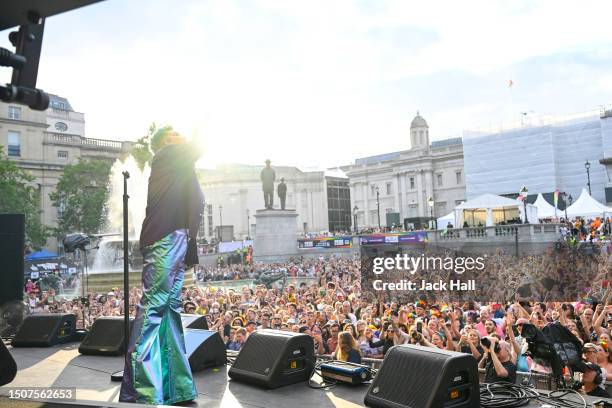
[[120, 127, 204, 405]]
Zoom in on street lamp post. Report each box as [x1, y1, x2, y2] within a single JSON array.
[[585, 160, 592, 195], [219, 205, 223, 240], [353, 205, 358, 234], [561, 192, 568, 221], [376, 186, 381, 229], [246, 209, 250, 239], [520, 186, 529, 224], [427, 197, 435, 229]]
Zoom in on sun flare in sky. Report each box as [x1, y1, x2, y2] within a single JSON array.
[[1, 0, 612, 169]]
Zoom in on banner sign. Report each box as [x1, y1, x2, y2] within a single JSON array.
[[298, 236, 353, 249], [24, 257, 78, 279], [360, 231, 427, 245]]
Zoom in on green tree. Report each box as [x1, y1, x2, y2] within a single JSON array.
[[50, 159, 112, 236], [0, 147, 50, 249], [131, 122, 157, 171]]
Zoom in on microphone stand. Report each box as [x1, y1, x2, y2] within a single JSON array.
[[111, 170, 130, 382]]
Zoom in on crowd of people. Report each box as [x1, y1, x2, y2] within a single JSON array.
[[16, 242, 612, 397], [560, 216, 611, 243], [13, 217, 611, 398]]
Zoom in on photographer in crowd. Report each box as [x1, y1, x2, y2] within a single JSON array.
[[478, 337, 517, 383]]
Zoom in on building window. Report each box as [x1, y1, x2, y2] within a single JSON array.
[[386, 182, 392, 195], [8, 106, 21, 120], [456, 171, 462, 184], [51, 100, 67, 110], [409, 177, 415, 189], [436, 174, 443, 187], [7, 131, 20, 156], [371, 185, 376, 196], [57, 150, 68, 159], [55, 122, 68, 132]]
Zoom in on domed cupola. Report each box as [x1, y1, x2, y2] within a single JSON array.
[[410, 111, 429, 149]]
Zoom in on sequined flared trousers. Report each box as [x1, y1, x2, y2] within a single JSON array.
[[119, 229, 197, 405]]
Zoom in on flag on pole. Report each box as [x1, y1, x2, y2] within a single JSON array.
[[508, 79, 514, 87], [554, 189, 559, 217]]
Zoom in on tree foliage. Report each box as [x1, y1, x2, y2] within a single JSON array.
[[131, 122, 157, 171], [0, 147, 50, 249], [50, 159, 112, 236]]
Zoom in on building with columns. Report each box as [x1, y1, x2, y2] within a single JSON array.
[[1, 95, 133, 251], [342, 113, 466, 229]]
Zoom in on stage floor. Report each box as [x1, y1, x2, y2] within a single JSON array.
[[1, 343, 607, 407], [1, 343, 368, 407]]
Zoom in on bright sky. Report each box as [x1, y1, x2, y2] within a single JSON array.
[[2, 0, 612, 169]]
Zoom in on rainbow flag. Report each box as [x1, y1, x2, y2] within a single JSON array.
[[554, 189, 559, 208]]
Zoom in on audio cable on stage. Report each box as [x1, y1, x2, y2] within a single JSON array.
[[308, 360, 337, 390], [479, 383, 587, 408]]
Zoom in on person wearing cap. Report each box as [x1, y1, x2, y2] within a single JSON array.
[[580, 363, 611, 397], [260, 159, 275, 209], [584, 342, 599, 364], [277, 177, 287, 210], [120, 127, 203, 405]]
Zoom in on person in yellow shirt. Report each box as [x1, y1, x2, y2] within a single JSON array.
[[195, 299, 207, 315]]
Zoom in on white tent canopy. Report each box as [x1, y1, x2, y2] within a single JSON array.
[[437, 212, 455, 229], [566, 188, 612, 219], [454, 193, 539, 227], [533, 193, 558, 219]]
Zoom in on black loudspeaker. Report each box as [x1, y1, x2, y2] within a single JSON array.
[[228, 329, 314, 389], [0, 340, 17, 386], [181, 313, 208, 330], [183, 328, 226, 372], [364, 345, 480, 408], [79, 316, 134, 356], [0, 214, 25, 308], [12, 313, 76, 347]]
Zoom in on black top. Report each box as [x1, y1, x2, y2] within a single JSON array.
[[346, 349, 362, 364], [369, 338, 394, 356], [587, 386, 611, 398], [484, 359, 517, 384], [139, 144, 204, 248]]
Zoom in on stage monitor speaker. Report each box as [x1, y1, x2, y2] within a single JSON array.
[[181, 313, 208, 330], [228, 329, 314, 389], [78, 316, 134, 356], [0, 340, 17, 386], [12, 313, 76, 347], [183, 328, 226, 372], [0, 214, 25, 308], [364, 345, 479, 408]]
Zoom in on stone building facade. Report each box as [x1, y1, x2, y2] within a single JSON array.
[[342, 113, 466, 229], [0, 95, 132, 250]]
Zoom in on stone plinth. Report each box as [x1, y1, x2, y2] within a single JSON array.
[[253, 209, 298, 262]]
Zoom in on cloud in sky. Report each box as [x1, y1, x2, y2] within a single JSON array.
[[1, 0, 611, 169]]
